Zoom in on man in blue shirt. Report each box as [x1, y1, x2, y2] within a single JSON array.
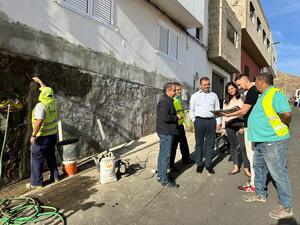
[[242, 72, 293, 220], [189, 77, 221, 174]]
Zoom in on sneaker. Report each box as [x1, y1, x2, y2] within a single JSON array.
[[161, 180, 179, 188], [26, 183, 43, 190], [242, 193, 266, 203], [269, 204, 293, 220], [238, 184, 255, 192]]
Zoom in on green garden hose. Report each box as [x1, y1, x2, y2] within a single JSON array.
[[0, 107, 65, 224], [0, 197, 65, 224], [0, 104, 10, 178]]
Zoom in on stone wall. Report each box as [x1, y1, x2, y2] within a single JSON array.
[[0, 53, 162, 186]]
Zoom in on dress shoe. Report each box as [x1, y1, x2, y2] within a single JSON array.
[[206, 166, 215, 174], [182, 158, 195, 165], [196, 165, 204, 173]]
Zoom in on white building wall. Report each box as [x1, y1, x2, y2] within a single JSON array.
[[0, 0, 230, 88], [178, 0, 206, 27]]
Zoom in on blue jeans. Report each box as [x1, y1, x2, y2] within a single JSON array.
[[253, 139, 292, 209], [157, 134, 175, 183]]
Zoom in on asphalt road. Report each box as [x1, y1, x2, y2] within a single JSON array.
[[21, 107, 300, 225]]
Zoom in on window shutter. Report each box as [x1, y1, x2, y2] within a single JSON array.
[[159, 25, 169, 55], [92, 0, 112, 25], [63, 0, 89, 13], [169, 31, 178, 59]]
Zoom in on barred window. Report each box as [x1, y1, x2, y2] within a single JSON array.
[[58, 0, 113, 26], [159, 23, 179, 60], [227, 20, 238, 47]]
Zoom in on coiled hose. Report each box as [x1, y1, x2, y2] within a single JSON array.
[[0, 196, 65, 224], [0, 107, 65, 224]]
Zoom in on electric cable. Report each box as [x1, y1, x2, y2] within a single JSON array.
[[128, 150, 158, 180]]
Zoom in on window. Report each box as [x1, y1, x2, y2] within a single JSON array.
[[226, 20, 238, 47], [257, 18, 261, 34], [249, 2, 255, 23], [195, 27, 203, 42], [267, 39, 270, 51], [263, 30, 266, 44], [159, 23, 179, 60], [58, 0, 113, 26], [244, 66, 250, 76]]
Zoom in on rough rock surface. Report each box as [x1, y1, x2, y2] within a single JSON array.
[[0, 53, 161, 186]]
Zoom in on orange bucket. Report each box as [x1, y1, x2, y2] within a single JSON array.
[[62, 160, 77, 176]]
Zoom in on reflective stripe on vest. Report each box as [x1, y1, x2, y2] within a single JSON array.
[[32, 103, 58, 137], [174, 97, 184, 125], [261, 87, 289, 137]]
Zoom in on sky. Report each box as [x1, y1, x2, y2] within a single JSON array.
[[261, 0, 300, 76]]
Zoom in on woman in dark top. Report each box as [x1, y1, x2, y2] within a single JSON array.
[[222, 82, 250, 176]]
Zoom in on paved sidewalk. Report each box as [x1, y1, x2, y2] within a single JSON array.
[[1, 109, 299, 225]]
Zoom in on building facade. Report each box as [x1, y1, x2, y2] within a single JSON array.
[[227, 0, 278, 81]]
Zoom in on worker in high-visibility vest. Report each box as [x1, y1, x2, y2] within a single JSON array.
[[169, 82, 194, 172], [242, 72, 293, 220], [27, 76, 59, 189]]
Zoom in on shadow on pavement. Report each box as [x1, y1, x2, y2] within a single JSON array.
[[276, 217, 299, 225], [169, 152, 196, 180], [28, 175, 102, 220]]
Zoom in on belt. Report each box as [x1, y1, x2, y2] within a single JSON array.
[[196, 116, 213, 120]]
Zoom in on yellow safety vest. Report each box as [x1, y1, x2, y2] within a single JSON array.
[[174, 96, 184, 125], [262, 87, 289, 137], [32, 87, 58, 137]]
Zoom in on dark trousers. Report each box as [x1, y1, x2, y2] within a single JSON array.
[[194, 117, 216, 168], [226, 127, 250, 169], [30, 134, 59, 186], [170, 125, 190, 167]]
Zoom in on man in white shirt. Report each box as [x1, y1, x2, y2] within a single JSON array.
[[189, 77, 221, 174]]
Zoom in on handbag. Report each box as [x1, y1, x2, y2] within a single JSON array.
[[225, 117, 244, 129]]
